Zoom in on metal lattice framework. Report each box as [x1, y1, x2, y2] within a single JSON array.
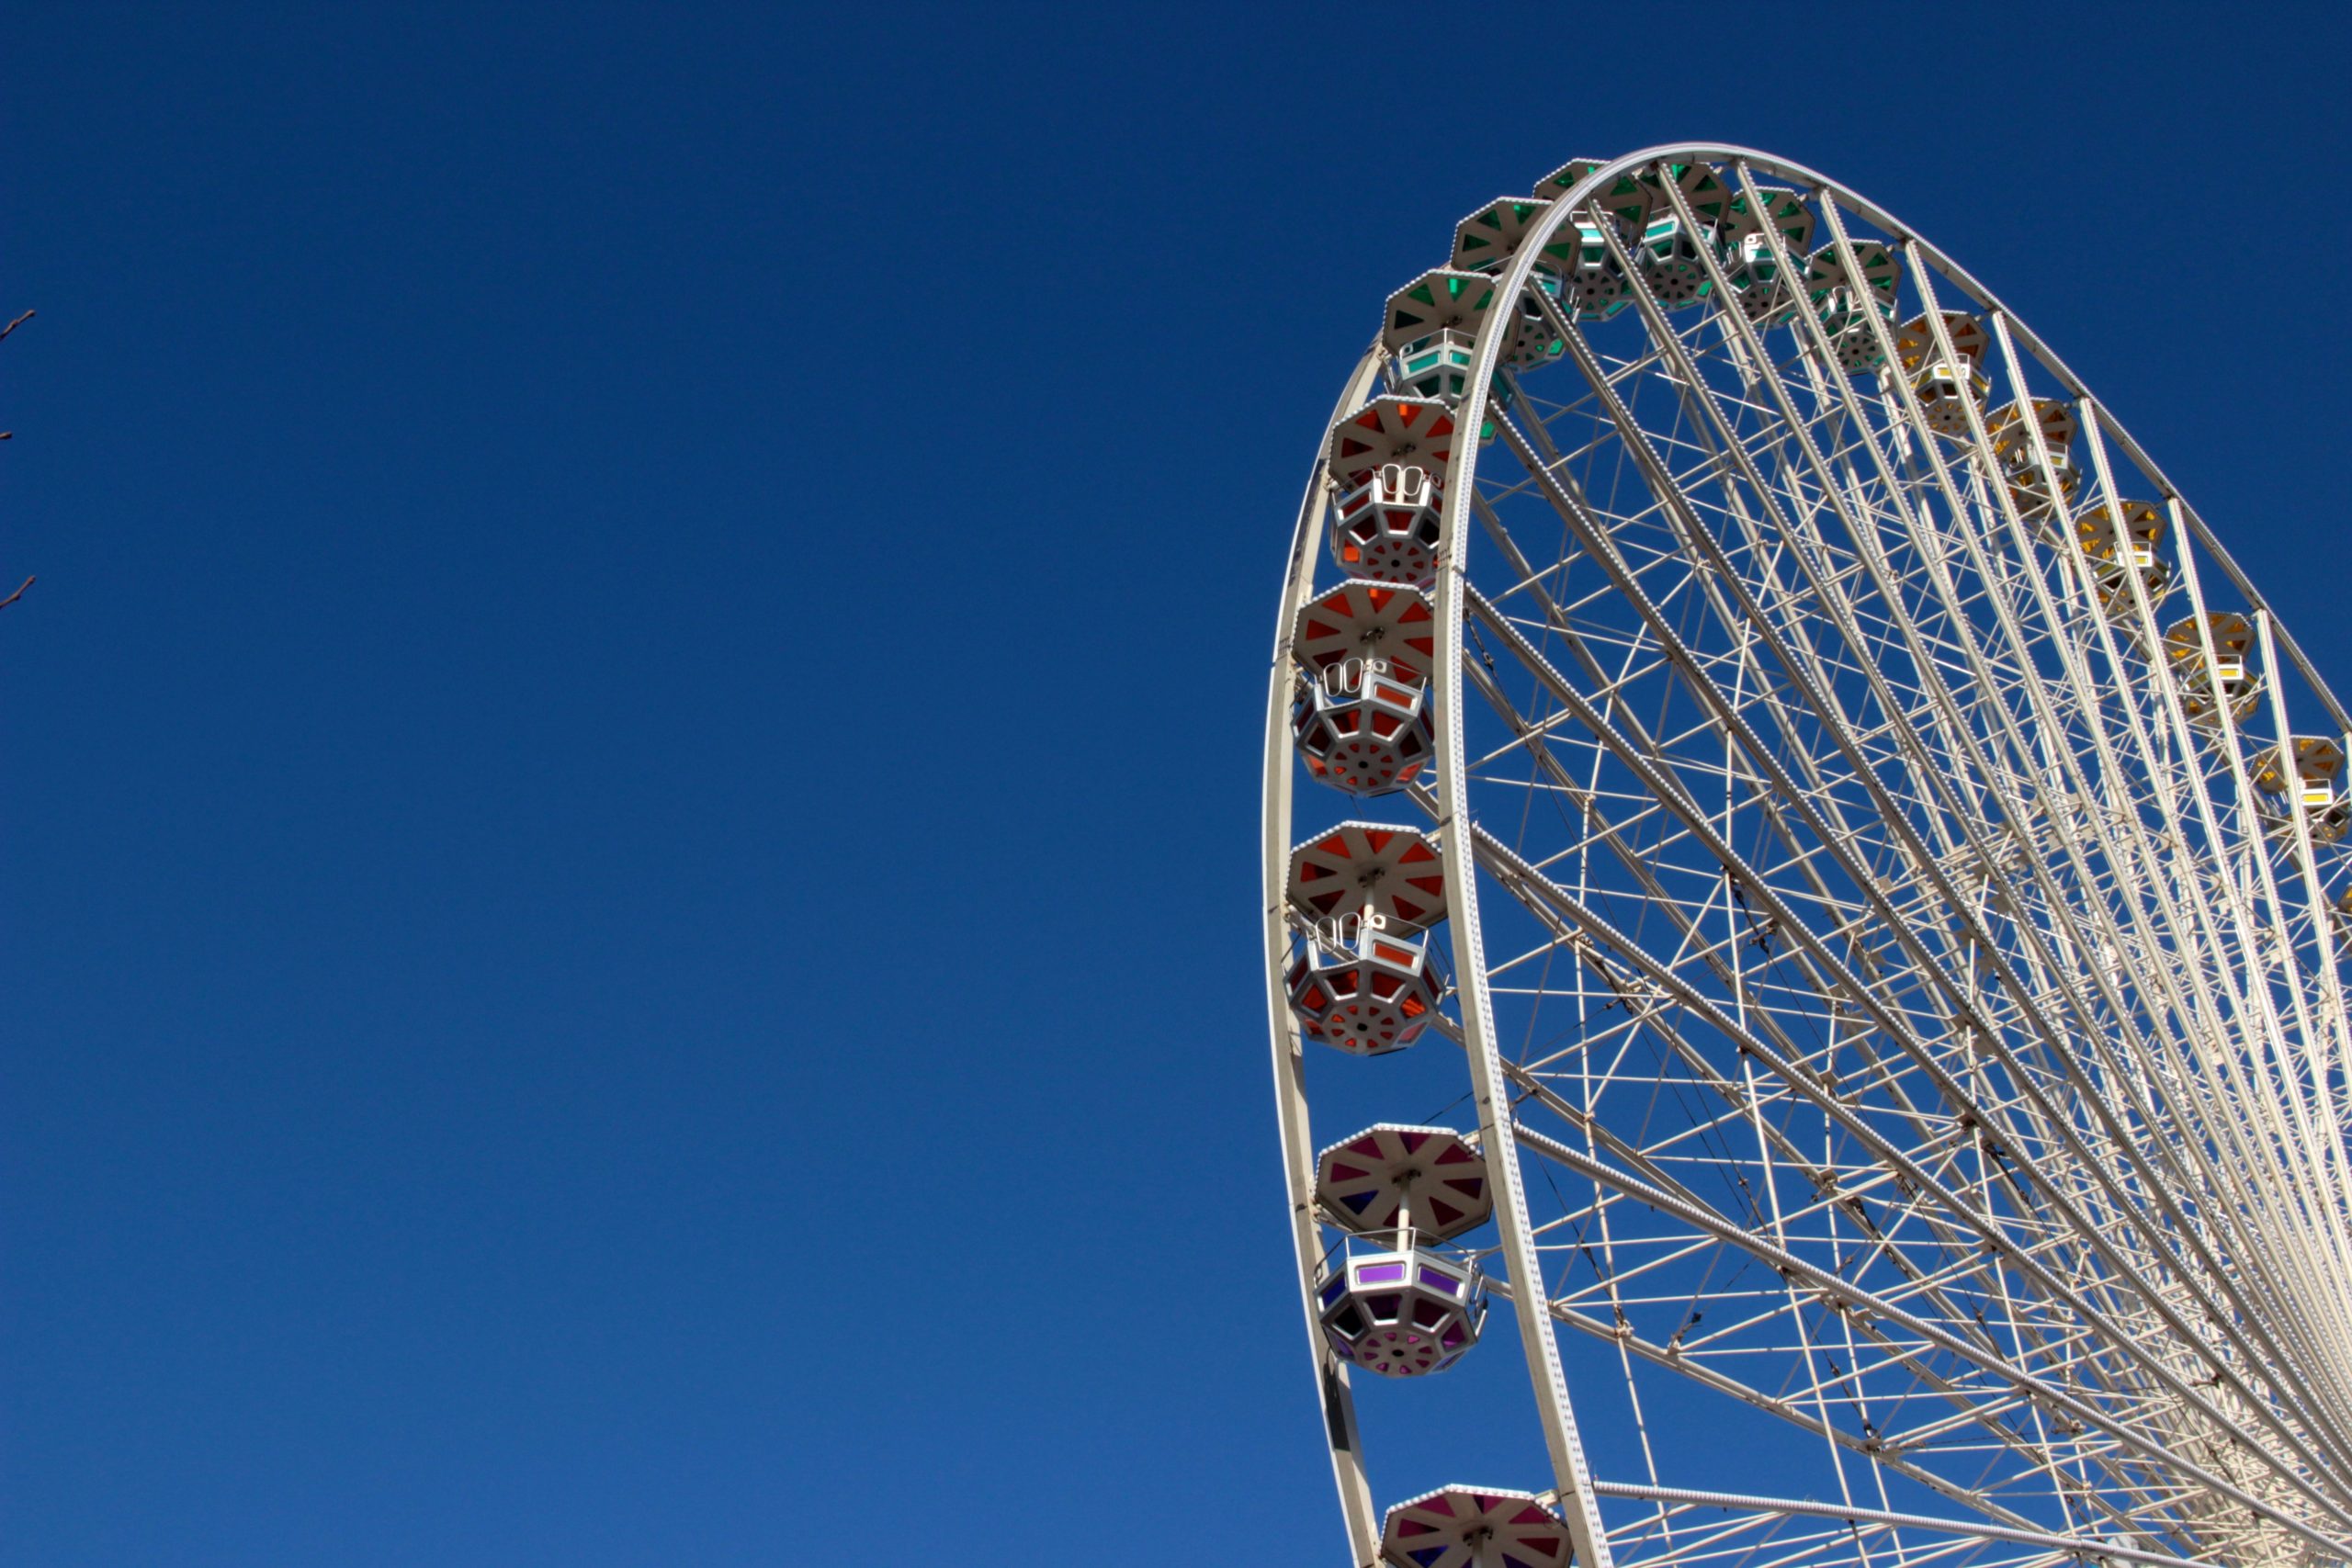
[[1260, 145, 2352, 1568]]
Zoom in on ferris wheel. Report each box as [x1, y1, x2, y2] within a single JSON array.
[[1260, 145, 2352, 1568]]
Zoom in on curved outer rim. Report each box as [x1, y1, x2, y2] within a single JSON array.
[[1263, 348, 1389, 1567], [1263, 141, 2352, 1565]]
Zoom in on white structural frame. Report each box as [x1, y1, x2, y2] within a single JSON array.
[[1263, 145, 2352, 1568]]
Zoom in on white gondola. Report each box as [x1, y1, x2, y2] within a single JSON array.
[[1886, 310, 1991, 434], [2164, 612, 2261, 726], [1988, 396, 2082, 520], [1283, 823, 1449, 1053], [1380, 1488, 1571, 1568], [2074, 498, 2171, 616], [1315, 1123, 1492, 1240], [1315, 1236, 1484, 1377], [1292, 655, 1434, 796], [2249, 737, 2348, 842]]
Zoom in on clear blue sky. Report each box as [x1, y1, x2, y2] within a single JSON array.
[[5, 4, 2351, 1562]]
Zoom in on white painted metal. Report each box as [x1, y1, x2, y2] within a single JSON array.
[[1264, 146, 2352, 1568], [1266, 348, 1389, 1566]]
